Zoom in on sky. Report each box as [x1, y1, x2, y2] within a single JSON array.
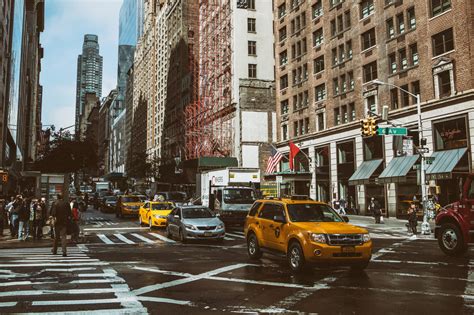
[[41, 0, 122, 130]]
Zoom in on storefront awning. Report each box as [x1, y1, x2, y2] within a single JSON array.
[[349, 159, 383, 186], [378, 155, 419, 184], [426, 147, 468, 180]]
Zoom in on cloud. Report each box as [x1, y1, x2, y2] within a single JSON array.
[[41, 0, 122, 129]]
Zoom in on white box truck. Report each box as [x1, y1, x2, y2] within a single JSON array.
[[198, 167, 260, 224]]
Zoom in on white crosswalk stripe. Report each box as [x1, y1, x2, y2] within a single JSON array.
[[114, 233, 136, 244], [131, 233, 155, 244], [97, 233, 115, 244], [0, 247, 146, 313], [148, 232, 176, 243]]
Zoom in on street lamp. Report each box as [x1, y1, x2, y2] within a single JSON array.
[[371, 79, 430, 235]]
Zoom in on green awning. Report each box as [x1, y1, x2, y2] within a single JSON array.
[[378, 155, 419, 184], [426, 148, 468, 180], [349, 159, 383, 186]]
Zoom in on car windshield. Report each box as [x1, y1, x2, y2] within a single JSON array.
[[223, 189, 255, 204], [168, 192, 186, 202], [105, 196, 117, 202], [152, 203, 173, 210], [287, 204, 343, 222], [182, 208, 213, 219], [123, 196, 140, 203]]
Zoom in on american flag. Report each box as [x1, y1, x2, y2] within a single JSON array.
[[266, 146, 283, 174]]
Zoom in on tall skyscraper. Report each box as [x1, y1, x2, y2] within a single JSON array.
[[75, 34, 103, 138]]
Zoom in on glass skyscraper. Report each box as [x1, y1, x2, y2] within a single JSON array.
[[75, 34, 103, 135]]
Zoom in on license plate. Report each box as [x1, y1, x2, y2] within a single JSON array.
[[342, 246, 355, 253], [204, 232, 212, 237]]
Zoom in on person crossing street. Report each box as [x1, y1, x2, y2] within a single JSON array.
[[50, 194, 72, 257]]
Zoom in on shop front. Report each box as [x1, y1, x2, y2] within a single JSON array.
[[315, 145, 330, 203], [337, 140, 356, 211]]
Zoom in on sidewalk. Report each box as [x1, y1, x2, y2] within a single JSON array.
[[347, 214, 435, 240]]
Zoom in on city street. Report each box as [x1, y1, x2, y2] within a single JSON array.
[[0, 207, 473, 314]]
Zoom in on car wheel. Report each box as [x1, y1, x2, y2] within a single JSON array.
[[288, 241, 305, 273], [179, 228, 187, 243], [438, 223, 467, 256], [247, 233, 262, 260], [350, 260, 370, 272], [149, 218, 153, 230], [166, 225, 172, 238], [139, 216, 144, 227]]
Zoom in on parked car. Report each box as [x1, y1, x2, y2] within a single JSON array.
[[244, 196, 372, 272], [100, 196, 117, 213], [139, 201, 174, 228], [115, 195, 144, 218], [166, 206, 225, 242]]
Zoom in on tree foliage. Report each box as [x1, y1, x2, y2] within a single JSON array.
[[33, 129, 98, 173]]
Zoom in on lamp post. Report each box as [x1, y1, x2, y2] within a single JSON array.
[[372, 80, 430, 235]]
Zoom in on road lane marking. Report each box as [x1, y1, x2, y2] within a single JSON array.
[[133, 263, 258, 296], [0, 262, 108, 267], [84, 227, 149, 231], [0, 302, 17, 307], [7, 259, 100, 263], [31, 297, 142, 306], [464, 248, 474, 310], [131, 233, 155, 244], [97, 233, 115, 244], [43, 267, 97, 272], [70, 279, 125, 284], [225, 232, 245, 239], [22, 308, 148, 314], [148, 232, 175, 243], [114, 234, 136, 244], [138, 296, 192, 305], [0, 287, 130, 297], [371, 259, 468, 268]]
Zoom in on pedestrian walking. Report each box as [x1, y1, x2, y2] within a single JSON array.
[[368, 197, 382, 224], [50, 194, 72, 256], [6, 197, 16, 237], [33, 199, 45, 239], [28, 199, 36, 239], [339, 198, 347, 215], [0, 198, 6, 236], [407, 203, 418, 235], [18, 197, 30, 240], [71, 201, 80, 243]]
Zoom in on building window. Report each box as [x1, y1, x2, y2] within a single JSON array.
[[346, 40, 353, 59], [361, 28, 376, 50], [400, 84, 410, 106], [334, 108, 341, 126], [333, 78, 339, 96], [344, 10, 351, 29], [433, 116, 467, 150], [349, 103, 355, 121], [363, 61, 377, 83], [338, 44, 345, 62], [367, 95, 376, 113], [348, 71, 354, 90], [386, 18, 395, 39], [312, 1, 322, 19], [304, 117, 310, 134], [280, 74, 288, 90], [247, 18, 256, 33], [313, 55, 325, 73], [337, 15, 344, 34], [390, 89, 398, 109], [360, 0, 374, 19], [317, 112, 325, 131], [342, 105, 348, 123], [330, 19, 337, 36], [278, 3, 286, 18], [340, 74, 347, 93], [280, 50, 288, 66], [432, 28, 454, 56], [247, 0, 255, 10], [294, 121, 299, 137], [282, 124, 288, 141], [248, 41, 256, 55], [399, 48, 408, 70], [397, 13, 405, 34], [431, 0, 451, 17], [389, 53, 397, 74], [407, 7, 416, 30], [315, 83, 326, 101], [332, 48, 338, 65], [313, 28, 323, 47], [410, 44, 418, 66], [279, 26, 287, 42], [281, 100, 289, 115], [438, 70, 451, 98], [330, 0, 344, 8], [411, 81, 420, 98]]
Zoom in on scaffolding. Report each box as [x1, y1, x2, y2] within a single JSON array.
[[185, 0, 234, 160]]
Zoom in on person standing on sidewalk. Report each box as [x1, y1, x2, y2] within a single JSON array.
[[0, 198, 5, 236], [7, 196, 17, 238], [407, 203, 418, 235], [339, 198, 347, 215], [18, 196, 30, 240], [50, 194, 72, 257], [368, 197, 382, 224]]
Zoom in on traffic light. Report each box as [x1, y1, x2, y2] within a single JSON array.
[[369, 117, 377, 136], [360, 119, 370, 136]]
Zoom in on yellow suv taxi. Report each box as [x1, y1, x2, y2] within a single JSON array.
[[244, 196, 372, 272], [115, 195, 144, 218]]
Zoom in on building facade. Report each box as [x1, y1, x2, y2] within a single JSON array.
[[75, 34, 103, 138], [273, 0, 474, 217]]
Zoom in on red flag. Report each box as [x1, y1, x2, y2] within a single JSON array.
[[289, 141, 301, 171]]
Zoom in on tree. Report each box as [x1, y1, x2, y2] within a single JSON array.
[[33, 129, 98, 173]]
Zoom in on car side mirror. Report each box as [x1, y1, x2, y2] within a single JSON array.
[[273, 215, 286, 224], [342, 216, 349, 223], [174, 215, 180, 219]]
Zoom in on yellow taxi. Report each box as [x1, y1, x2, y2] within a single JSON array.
[[139, 201, 174, 228], [115, 195, 144, 218], [244, 196, 372, 272]]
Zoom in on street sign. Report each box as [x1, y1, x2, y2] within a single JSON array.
[[425, 156, 435, 164], [418, 147, 430, 154], [377, 127, 407, 136]]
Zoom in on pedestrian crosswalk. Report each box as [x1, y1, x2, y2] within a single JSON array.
[[86, 216, 119, 226], [0, 247, 147, 314], [88, 230, 246, 246]]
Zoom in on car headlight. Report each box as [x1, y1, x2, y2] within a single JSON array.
[[216, 224, 224, 230], [309, 233, 327, 244], [362, 233, 371, 243], [184, 224, 197, 231]]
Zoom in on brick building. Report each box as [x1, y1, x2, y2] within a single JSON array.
[[273, 0, 474, 217]]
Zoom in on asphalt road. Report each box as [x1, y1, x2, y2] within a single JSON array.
[[0, 207, 473, 314]]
